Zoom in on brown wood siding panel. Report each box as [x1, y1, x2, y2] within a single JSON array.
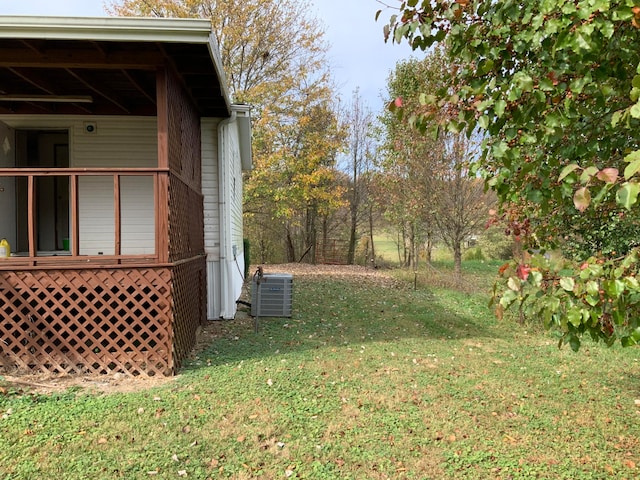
[[0, 267, 174, 376]]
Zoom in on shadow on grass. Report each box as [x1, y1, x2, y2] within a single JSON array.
[[184, 275, 504, 371]]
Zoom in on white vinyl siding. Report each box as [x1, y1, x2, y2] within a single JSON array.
[[201, 118, 220, 259], [229, 133, 244, 254], [121, 176, 155, 254], [0, 115, 157, 255], [78, 176, 115, 255]]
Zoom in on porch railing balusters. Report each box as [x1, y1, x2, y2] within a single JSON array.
[[0, 167, 165, 267]]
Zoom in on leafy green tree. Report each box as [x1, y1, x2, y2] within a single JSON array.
[[246, 83, 345, 263], [379, 49, 493, 275], [381, 0, 640, 348], [377, 56, 443, 269]]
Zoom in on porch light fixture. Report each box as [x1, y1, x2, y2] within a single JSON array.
[[0, 94, 93, 103]]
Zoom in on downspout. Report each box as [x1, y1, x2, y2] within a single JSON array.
[[217, 110, 237, 319]]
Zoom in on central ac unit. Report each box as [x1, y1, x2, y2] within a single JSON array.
[[251, 273, 293, 317]]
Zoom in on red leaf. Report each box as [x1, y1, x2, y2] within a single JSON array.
[[516, 264, 531, 281], [596, 168, 619, 184], [394, 96, 403, 108]]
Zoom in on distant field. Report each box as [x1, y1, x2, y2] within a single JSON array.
[[372, 234, 400, 264], [373, 233, 463, 266]]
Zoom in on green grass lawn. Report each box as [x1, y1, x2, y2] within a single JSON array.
[[1, 264, 639, 479]]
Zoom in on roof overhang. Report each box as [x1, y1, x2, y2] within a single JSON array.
[[0, 15, 232, 117]]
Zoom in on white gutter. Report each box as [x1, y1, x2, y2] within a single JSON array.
[[0, 16, 212, 42], [217, 110, 237, 319]]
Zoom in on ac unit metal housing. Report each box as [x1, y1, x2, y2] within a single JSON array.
[[251, 273, 293, 317]]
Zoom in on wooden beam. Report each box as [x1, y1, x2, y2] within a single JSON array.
[[156, 68, 170, 263], [121, 69, 156, 103], [156, 68, 169, 171], [0, 48, 165, 69], [8, 67, 55, 94], [5, 68, 95, 114], [65, 68, 131, 114]]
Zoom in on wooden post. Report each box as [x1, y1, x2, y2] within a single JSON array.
[[28, 175, 36, 262], [70, 174, 79, 257], [114, 174, 121, 260], [156, 67, 170, 263]]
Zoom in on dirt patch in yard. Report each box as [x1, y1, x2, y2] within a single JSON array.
[[1, 264, 395, 396]]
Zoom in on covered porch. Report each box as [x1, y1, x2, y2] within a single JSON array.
[[0, 16, 232, 375]]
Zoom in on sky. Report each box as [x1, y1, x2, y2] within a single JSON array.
[[0, 0, 417, 114]]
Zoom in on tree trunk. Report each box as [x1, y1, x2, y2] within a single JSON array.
[[286, 230, 296, 263], [453, 240, 462, 283], [305, 205, 317, 264], [321, 216, 329, 264], [425, 234, 433, 264], [368, 204, 376, 268], [347, 207, 357, 265]]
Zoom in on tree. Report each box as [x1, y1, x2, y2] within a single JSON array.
[[377, 56, 444, 269], [342, 89, 376, 265], [379, 49, 493, 274], [430, 132, 493, 278], [245, 80, 345, 263], [381, 0, 640, 349]]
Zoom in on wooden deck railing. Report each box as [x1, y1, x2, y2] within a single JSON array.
[[0, 167, 169, 268]]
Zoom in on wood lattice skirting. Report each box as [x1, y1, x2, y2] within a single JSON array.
[[0, 261, 205, 377]]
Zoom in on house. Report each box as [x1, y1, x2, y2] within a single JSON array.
[[0, 16, 251, 376]]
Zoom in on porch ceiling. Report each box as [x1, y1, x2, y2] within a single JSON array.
[[0, 37, 229, 117]]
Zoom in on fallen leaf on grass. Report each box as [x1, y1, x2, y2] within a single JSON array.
[[97, 437, 108, 444]]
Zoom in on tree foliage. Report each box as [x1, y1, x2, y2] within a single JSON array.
[[107, 0, 327, 105], [379, 49, 493, 274], [342, 89, 376, 265], [245, 81, 345, 263], [377, 56, 442, 268], [382, 0, 640, 348]]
